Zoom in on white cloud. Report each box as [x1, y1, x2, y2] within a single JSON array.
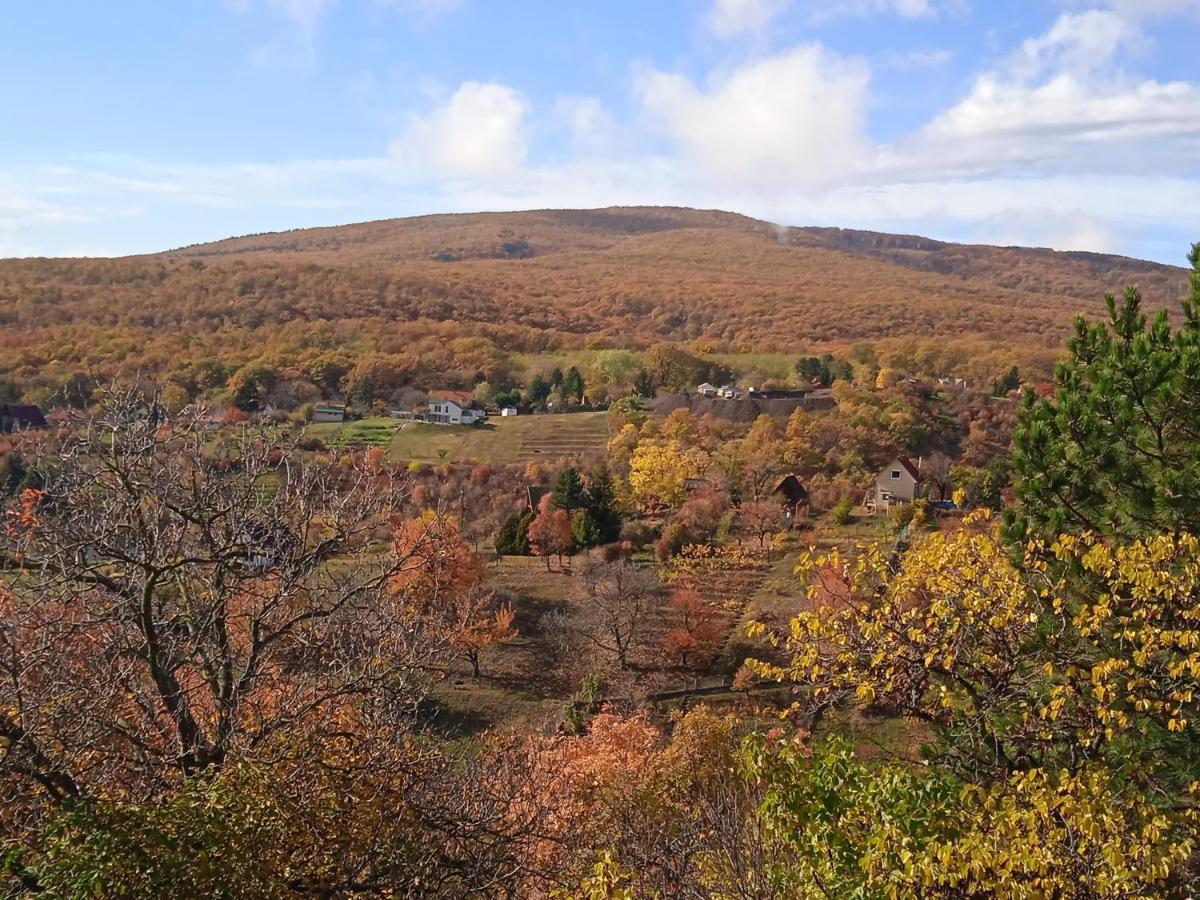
[[556, 96, 616, 154], [1007, 10, 1140, 81], [1084, 0, 1200, 19], [911, 12, 1200, 175], [806, 0, 937, 22], [706, 0, 790, 38], [635, 46, 871, 191], [972, 209, 1116, 253], [9, 12, 1200, 263], [392, 81, 529, 177]]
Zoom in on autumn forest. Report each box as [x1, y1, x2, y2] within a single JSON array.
[[2, 208, 1200, 897]]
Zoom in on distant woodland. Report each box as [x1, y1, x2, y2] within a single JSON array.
[[0, 207, 1189, 406]]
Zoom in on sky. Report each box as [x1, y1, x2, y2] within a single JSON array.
[[2, 0, 1199, 262]]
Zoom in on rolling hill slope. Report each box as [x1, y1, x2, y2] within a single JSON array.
[[0, 207, 1190, 390]]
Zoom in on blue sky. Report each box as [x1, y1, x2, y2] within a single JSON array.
[[3, 0, 1199, 262]]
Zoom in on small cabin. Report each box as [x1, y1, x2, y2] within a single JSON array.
[[773, 474, 809, 522], [313, 403, 346, 423]]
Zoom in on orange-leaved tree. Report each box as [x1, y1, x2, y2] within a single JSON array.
[[527, 493, 572, 571], [390, 511, 516, 677]]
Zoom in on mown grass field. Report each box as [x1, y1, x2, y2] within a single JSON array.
[[307, 412, 609, 465], [304, 416, 398, 448]]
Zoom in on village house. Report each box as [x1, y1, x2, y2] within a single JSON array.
[[431, 389, 475, 405], [866, 457, 923, 514], [427, 397, 486, 426], [696, 383, 718, 398], [313, 402, 346, 423], [937, 376, 968, 390]]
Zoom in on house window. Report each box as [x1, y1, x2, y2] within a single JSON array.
[[891, 470, 902, 480]]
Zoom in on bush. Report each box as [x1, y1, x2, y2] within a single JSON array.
[[830, 495, 855, 525], [655, 522, 688, 562], [619, 521, 657, 552]]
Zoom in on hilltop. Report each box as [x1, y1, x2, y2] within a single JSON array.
[[0, 207, 1189, 392]]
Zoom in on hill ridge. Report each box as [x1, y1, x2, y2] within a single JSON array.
[[0, 206, 1190, 396]]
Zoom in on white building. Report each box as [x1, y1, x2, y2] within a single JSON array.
[[501, 407, 519, 417], [866, 457, 923, 514], [696, 383, 718, 398], [427, 398, 486, 426]]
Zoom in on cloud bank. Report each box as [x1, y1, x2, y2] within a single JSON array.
[[6, 5, 1200, 261]]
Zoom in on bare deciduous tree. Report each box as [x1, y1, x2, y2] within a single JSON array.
[[573, 560, 660, 670], [0, 390, 454, 828]]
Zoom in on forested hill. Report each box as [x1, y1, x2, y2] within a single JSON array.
[[161, 206, 1187, 312], [0, 206, 1190, 389]]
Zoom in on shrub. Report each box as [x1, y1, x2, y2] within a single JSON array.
[[830, 495, 855, 525]]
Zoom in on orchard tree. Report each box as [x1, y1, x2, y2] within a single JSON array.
[[736, 499, 784, 559], [585, 467, 623, 543], [571, 508, 602, 555], [753, 514, 1200, 791], [921, 450, 954, 501], [526, 373, 552, 407], [662, 586, 722, 668], [575, 561, 660, 670], [528, 493, 572, 570], [739, 416, 786, 501]]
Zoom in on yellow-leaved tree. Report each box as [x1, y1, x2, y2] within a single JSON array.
[[742, 513, 1200, 893], [627, 440, 708, 514]]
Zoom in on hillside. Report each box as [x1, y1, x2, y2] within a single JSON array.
[[0, 206, 1189, 393]]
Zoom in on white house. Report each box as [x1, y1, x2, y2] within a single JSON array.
[[313, 402, 346, 423], [501, 407, 519, 417], [867, 457, 922, 514], [427, 398, 486, 426], [696, 383, 718, 398]]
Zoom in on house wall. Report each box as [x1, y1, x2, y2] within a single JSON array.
[[875, 463, 919, 503], [429, 402, 484, 426]]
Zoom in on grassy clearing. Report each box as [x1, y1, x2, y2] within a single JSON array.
[[708, 351, 800, 382], [304, 416, 398, 448], [383, 413, 609, 465]]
